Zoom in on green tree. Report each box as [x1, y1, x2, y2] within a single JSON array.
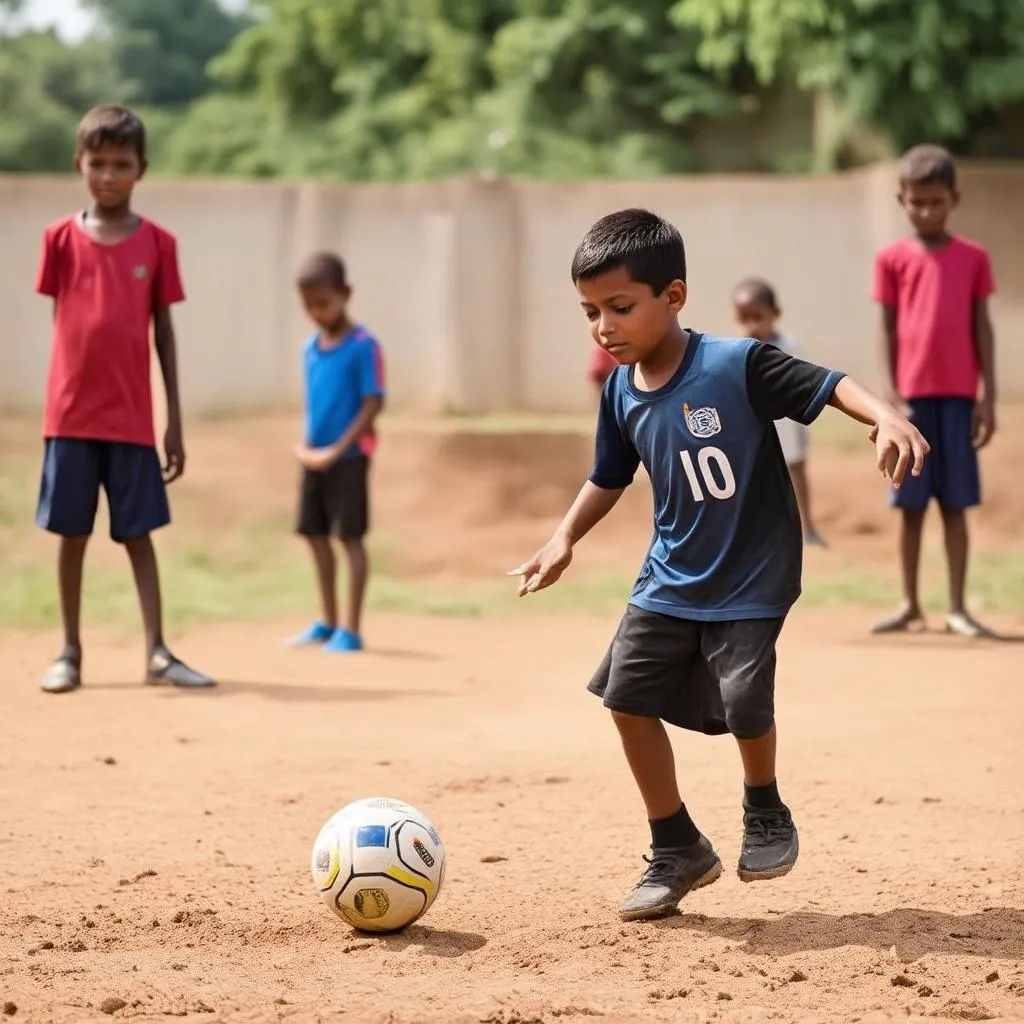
[[84, 0, 253, 107], [165, 0, 742, 179], [672, 0, 1024, 161], [0, 30, 122, 171]]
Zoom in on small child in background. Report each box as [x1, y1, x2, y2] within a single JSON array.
[[289, 253, 385, 653], [587, 344, 619, 397], [733, 278, 826, 548]]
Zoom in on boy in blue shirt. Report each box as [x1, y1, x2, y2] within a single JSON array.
[[510, 210, 928, 921], [290, 253, 385, 653]]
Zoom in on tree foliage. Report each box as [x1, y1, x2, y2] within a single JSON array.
[[672, 0, 1024, 158], [83, 0, 253, 107], [5, 0, 1024, 178], [162, 0, 743, 179], [0, 30, 122, 171]]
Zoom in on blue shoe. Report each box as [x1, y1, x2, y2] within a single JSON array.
[[324, 628, 363, 653], [286, 621, 335, 647]]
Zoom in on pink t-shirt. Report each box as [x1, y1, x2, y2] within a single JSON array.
[[873, 235, 995, 400], [587, 345, 618, 384], [37, 214, 185, 446]]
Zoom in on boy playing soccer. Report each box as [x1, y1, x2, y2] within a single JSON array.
[[35, 105, 213, 694], [872, 145, 998, 638], [732, 277, 826, 547], [289, 253, 385, 653], [510, 209, 928, 921]]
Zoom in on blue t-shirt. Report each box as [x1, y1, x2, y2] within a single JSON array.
[[303, 325, 385, 457], [591, 331, 845, 621]]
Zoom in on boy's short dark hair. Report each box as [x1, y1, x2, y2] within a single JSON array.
[[899, 144, 957, 191], [76, 105, 147, 162], [733, 277, 779, 311], [571, 209, 686, 293], [297, 252, 348, 292]]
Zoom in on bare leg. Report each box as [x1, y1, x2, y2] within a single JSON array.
[[124, 534, 164, 658], [341, 538, 368, 636], [736, 724, 776, 787], [788, 461, 824, 545], [873, 507, 927, 632], [941, 507, 969, 615], [612, 710, 721, 920], [736, 723, 798, 881], [940, 508, 992, 636], [39, 535, 92, 691], [611, 711, 682, 820], [57, 535, 89, 662], [305, 535, 338, 629]]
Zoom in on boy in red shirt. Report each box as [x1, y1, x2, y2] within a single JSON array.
[[872, 145, 997, 638], [34, 105, 214, 693]]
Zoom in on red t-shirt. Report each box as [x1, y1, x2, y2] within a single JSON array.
[[872, 235, 995, 400], [587, 345, 619, 384], [36, 214, 185, 446]]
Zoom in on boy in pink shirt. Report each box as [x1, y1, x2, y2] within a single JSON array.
[[35, 105, 214, 692], [872, 145, 997, 638]]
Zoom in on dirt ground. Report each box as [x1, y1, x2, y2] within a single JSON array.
[[1, 412, 1023, 1024]]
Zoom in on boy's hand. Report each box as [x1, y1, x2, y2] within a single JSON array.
[[294, 442, 340, 473], [872, 412, 929, 488], [508, 532, 573, 596], [972, 399, 996, 449], [163, 423, 186, 483]]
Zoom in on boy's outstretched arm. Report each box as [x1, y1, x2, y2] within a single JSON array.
[[508, 481, 624, 596], [154, 307, 185, 483], [828, 377, 929, 489]]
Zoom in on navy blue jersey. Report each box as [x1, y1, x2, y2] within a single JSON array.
[[590, 332, 845, 621]]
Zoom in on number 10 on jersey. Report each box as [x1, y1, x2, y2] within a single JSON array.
[[680, 446, 737, 502]]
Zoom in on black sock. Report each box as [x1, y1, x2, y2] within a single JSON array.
[[649, 805, 700, 848], [744, 779, 782, 810]]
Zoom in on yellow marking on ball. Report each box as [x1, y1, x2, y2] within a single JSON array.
[[385, 865, 434, 898]]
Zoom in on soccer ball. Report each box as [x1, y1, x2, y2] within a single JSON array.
[[310, 797, 446, 933]]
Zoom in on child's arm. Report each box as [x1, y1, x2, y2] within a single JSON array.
[[828, 376, 929, 488], [872, 249, 912, 418], [296, 395, 385, 471], [876, 304, 911, 418], [972, 297, 996, 449], [152, 230, 188, 483], [508, 482, 624, 596], [154, 307, 185, 483]]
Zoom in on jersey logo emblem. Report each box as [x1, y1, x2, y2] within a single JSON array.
[[132, 265, 149, 280], [683, 403, 722, 439]]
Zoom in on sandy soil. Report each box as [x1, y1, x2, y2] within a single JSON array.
[[2, 415, 1023, 1024]]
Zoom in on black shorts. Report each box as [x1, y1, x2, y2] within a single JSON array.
[[296, 455, 370, 540], [588, 604, 784, 739]]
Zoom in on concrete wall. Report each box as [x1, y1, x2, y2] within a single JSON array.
[[2, 163, 1023, 417]]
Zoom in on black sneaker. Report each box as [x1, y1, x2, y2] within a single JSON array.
[[618, 835, 722, 921], [737, 804, 799, 882]]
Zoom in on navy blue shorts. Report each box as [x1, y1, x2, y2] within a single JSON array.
[[890, 397, 980, 512], [36, 439, 170, 543]]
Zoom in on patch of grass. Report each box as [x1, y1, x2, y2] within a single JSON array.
[[6, 544, 1021, 635], [2, 414, 1021, 634]]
